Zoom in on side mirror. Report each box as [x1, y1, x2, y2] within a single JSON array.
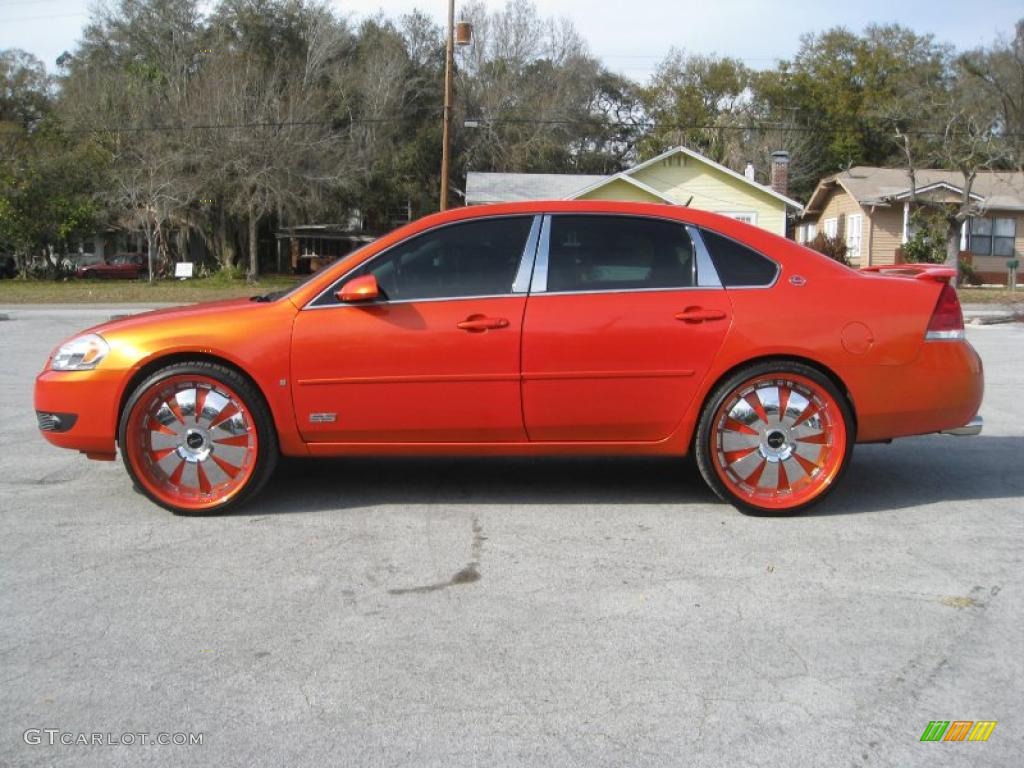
[[337, 274, 381, 303]]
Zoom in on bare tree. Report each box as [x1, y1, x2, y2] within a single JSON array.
[[959, 20, 1024, 170], [107, 137, 196, 281], [891, 98, 1014, 272], [204, 0, 354, 280]]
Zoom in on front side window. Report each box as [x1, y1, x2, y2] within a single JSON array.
[[324, 216, 533, 304], [546, 215, 696, 292]]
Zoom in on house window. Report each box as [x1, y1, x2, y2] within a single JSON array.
[[823, 218, 838, 238], [806, 223, 817, 242], [722, 212, 757, 226], [970, 217, 1016, 257], [845, 214, 863, 261]]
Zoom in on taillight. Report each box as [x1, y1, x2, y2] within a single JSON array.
[[925, 283, 964, 340]]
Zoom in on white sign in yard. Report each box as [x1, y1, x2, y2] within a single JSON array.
[[174, 262, 194, 279]]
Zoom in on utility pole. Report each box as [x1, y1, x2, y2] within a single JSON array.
[[439, 0, 455, 211]]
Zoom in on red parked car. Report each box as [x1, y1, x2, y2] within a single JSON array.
[[76, 252, 147, 279], [36, 201, 983, 516]]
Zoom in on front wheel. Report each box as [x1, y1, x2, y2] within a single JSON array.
[[118, 361, 278, 515], [694, 362, 854, 515]]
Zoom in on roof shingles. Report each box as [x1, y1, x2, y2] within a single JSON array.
[[809, 166, 1024, 213]]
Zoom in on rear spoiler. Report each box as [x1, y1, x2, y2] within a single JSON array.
[[860, 264, 956, 283]]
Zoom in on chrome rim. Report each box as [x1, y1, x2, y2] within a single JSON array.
[[712, 375, 843, 508], [128, 376, 257, 507]]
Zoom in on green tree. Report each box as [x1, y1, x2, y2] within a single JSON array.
[[0, 49, 51, 127], [638, 49, 750, 162], [0, 126, 102, 275], [751, 25, 952, 199]]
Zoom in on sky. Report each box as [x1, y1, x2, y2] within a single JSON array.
[[1, 0, 1021, 80]]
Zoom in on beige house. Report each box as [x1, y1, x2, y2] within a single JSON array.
[[465, 147, 803, 237], [799, 166, 1024, 282]]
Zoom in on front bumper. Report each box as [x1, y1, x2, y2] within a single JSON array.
[[34, 368, 124, 456]]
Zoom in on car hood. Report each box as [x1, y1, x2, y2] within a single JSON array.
[[82, 297, 277, 337]]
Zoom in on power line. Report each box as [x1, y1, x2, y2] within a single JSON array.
[[0, 117, 1019, 139]]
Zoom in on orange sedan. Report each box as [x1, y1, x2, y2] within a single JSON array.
[[34, 201, 983, 515]]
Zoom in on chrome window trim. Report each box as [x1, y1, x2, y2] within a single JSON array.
[[529, 285, 727, 298], [305, 213, 541, 310], [512, 215, 543, 294], [303, 293, 522, 310], [530, 213, 721, 295], [696, 226, 781, 290]]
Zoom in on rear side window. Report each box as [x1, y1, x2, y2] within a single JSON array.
[[700, 229, 778, 287], [547, 215, 695, 292]]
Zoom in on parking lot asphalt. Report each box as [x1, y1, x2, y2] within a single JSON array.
[[1, 306, 1022, 768]]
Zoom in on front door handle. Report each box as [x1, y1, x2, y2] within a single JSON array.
[[675, 307, 726, 324], [457, 315, 510, 332]]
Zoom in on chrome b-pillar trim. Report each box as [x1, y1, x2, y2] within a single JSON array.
[[512, 215, 543, 294], [529, 215, 552, 293], [686, 225, 723, 288]]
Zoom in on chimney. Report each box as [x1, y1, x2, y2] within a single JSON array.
[[769, 151, 790, 197], [744, 162, 755, 182]]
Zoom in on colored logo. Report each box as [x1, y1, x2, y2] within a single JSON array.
[[920, 721, 996, 742]]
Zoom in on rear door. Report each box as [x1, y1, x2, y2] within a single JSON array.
[[521, 214, 732, 442]]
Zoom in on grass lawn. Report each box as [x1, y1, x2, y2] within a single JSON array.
[[0, 275, 302, 305], [958, 287, 1024, 305]]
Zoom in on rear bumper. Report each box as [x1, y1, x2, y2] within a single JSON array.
[[34, 369, 123, 455], [852, 339, 984, 442]]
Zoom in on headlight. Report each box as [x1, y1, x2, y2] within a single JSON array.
[[51, 333, 110, 371]]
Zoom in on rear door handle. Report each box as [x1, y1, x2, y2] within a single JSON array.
[[457, 315, 510, 332], [674, 307, 727, 323]]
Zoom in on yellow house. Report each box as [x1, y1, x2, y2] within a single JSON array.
[[465, 146, 803, 237]]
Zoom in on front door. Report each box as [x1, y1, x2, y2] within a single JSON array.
[[522, 214, 732, 442], [291, 215, 538, 443]]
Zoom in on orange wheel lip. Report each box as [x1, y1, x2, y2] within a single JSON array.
[[125, 374, 258, 511], [710, 372, 847, 511]]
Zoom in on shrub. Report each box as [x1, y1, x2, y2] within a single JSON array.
[[958, 259, 983, 287], [808, 233, 849, 266], [902, 209, 948, 265]]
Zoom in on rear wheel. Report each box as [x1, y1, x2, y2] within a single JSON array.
[[118, 361, 277, 515], [695, 361, 854, 515]]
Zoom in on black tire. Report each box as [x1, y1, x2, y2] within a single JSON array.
[[117, 360, 278, 515], [694, 360, 855, 516]]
